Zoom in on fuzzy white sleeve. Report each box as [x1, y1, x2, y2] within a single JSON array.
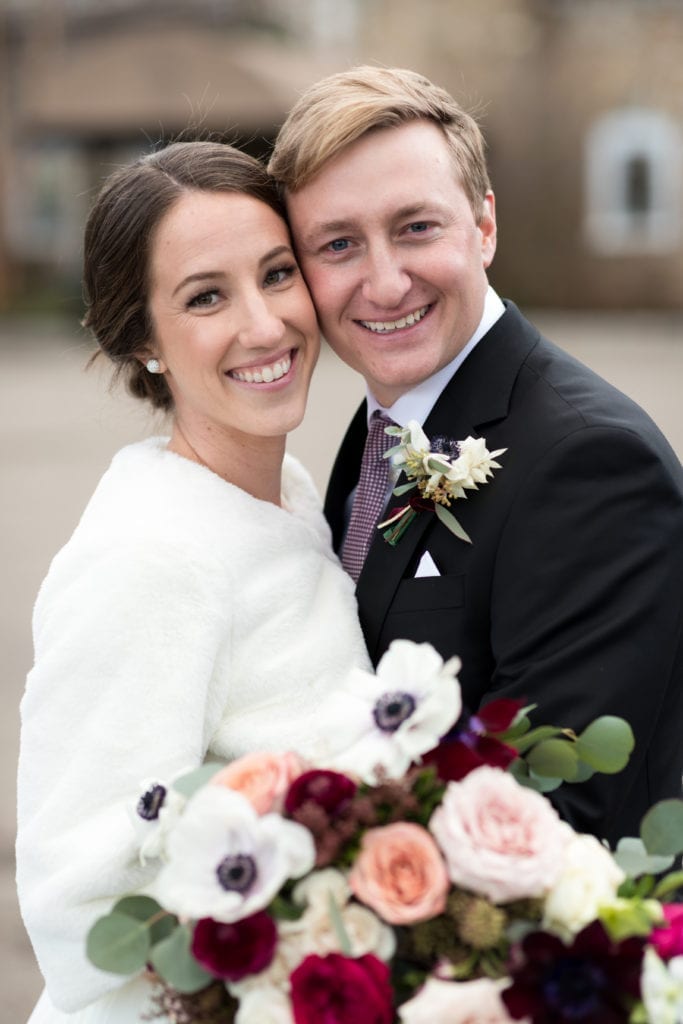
[[16, 539, 232, 1012]]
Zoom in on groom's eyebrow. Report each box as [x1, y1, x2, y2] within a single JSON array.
[[298, 219, 356, 250]]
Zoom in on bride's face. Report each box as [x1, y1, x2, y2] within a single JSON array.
[[145, 189, 320, 443]]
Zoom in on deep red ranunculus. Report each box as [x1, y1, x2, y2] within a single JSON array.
[[191, 912, 277, 981], [290, 952, 393, 1024], [502, 920, 645, 1023], [284, 769, 357, 816]]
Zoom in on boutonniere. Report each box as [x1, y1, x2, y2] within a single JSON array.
[[378, 420, 506, 546]]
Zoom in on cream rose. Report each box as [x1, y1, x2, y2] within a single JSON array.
[[543, 832, 625, 937], [429, 766, 571, 903], [349, 822, 449, 924], [399, 977, 523, 1024], [211, 751, 306, 815]]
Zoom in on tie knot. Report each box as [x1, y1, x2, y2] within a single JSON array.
[[367, 411, 396, 458]]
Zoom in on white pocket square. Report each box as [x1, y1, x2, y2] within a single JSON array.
[[414, 551, 441, 578]]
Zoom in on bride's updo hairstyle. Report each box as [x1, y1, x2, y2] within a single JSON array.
[[82, 141, 286, 411]]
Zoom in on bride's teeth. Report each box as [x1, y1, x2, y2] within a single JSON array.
[[230, 353, 292, 383]]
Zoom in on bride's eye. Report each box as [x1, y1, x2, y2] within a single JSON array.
[[188, 289, 220, 308], [264, 264, 296, 287]]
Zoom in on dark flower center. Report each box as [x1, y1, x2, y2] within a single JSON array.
[[373, 691, 417, 732], [431, 435, 461, 459], [543, 958, 606, 1017], [216, 853, 257, 894], [136, 783, 166, 821]]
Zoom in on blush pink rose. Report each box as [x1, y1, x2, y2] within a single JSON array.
[[650, 904, 683, 960], [429, 765, 571, 904], [399, 977, 525, 1024], [211, 751, 306, 815], [349, 822, 449, 924]]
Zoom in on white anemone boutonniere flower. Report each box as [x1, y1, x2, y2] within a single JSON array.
[[379, 420, 506, 545]]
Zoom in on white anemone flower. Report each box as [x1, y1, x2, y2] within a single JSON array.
[[152, 785, 314, 922], [641, 948, 683, 1024], [317, 639, 462, 784], [128, 777, 186, 865]]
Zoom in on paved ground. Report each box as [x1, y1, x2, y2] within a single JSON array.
[[1, 311, 681, 1021]]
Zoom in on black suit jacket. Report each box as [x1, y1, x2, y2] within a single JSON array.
[[325, 303, 683, 845]]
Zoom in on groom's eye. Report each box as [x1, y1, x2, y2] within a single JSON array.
[[328, 238, 350, 252]]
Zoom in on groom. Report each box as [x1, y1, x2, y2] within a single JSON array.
[[269, 66, 683, 844]]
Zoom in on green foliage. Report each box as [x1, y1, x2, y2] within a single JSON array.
[[614, 837, 674, 879], [173, 763, 223, 798], [86, 912, 151, 975], [150, 924, 214, 994], [526, 738, 579, 782], [640, 799, 683, 856], [434, 503, 472, 543], [86, 896, 178, 976], [575, 717, 634, 774]]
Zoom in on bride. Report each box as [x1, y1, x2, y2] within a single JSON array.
[[16, 141, 372, 1022]]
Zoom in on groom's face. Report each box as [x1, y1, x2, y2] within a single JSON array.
[[286, 120, 496, 407]]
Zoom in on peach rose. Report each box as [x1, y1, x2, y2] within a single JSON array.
[[429, 765, 571, 904], [211, 751, 306, 815], [349, 822, 449, 924], [399, 977, 525, 1024]]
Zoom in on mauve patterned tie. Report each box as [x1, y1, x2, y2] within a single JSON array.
[[342, 411, 396, 582]]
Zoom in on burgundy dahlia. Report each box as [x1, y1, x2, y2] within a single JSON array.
[[190, 911, 277, 981], [290, 952, 393, 1024], [284, 769, 357, 816], [502, 920, 645, 1023]]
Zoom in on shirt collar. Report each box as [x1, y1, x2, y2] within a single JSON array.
[[366, 285, 505, 427]]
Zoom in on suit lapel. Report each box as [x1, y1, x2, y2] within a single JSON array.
[[355, 302, 540, 660], [324, 400, 367, 552]]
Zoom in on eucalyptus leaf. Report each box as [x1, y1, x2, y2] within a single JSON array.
[[614, 837, 674, 878], [392, 481, 418, 496], [641, 799, 683, 856], [328, 892, 352, 957], [173, 763, 223, 798], [653, 870, 683, 901], [149, 924, 213, 994], [572, 761, 595, 783], [574, 716, 634, 774], [434, 503, 471, 543], [526, 738, 578, 781], [86, 912, 150, 975], [113, 895, 177, 946], [527, 769, 563, 793], [510, 725, 564, 754]]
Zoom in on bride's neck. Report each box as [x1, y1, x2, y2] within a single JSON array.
[[168, 419, 286, 506]]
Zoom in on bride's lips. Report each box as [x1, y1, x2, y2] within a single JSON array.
[[226, 348, 297, 387]]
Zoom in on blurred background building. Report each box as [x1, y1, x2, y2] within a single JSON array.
[[0, 0, 682, 315]]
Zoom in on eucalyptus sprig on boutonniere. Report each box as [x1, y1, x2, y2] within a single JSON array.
[[377, 420, 506, 546]]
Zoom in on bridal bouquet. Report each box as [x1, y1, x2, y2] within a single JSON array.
[[87, 642, 683, 1023]]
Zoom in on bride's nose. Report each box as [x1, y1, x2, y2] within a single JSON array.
[[236, 293, 286, 349]]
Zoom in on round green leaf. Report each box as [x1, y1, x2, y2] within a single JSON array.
[[173, 762, 223, 798], [114, 895, 177, 946], [641, 799, 683, 856], [86, 912, 150, 975], [574, 716, 634, 774], [614, 836, 674, 878], [526, 738, 578, 781], [150, 923, 213, 994]]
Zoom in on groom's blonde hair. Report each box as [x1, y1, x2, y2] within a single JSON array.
[[268, 65, 491, 220]]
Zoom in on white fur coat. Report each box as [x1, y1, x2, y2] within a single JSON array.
[[16, 438, 370, 1014]]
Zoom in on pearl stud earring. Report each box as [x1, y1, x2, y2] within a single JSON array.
[[146, 358, 161, 374]]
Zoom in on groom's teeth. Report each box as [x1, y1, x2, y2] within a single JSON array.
[[230, 354, 292, 383], [361, 305, 429, 333]]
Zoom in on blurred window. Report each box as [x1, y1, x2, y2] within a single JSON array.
[[584, 107, 682, 255]]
